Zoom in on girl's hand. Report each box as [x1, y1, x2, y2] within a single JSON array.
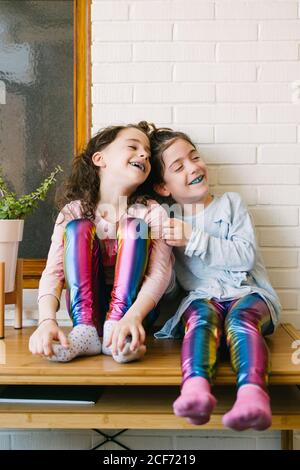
[[106, 314, 146, 355], [29, 320, 69, 358], [162, 218, 193, 247]]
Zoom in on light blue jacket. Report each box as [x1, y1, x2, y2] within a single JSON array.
[[155, 192, 281, 339]]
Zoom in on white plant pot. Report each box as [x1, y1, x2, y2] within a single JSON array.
[[0, 220, 24, 293]]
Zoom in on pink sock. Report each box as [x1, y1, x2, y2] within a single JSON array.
[[222, 384, 272, 431], [173, 377, 217, 425]]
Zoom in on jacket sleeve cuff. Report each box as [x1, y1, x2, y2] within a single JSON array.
[[37, 293, 61, 311], [184, 229, 209, 258], [136, 287, 158, 307]]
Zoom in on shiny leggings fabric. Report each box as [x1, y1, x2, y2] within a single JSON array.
[[63, 217, 157, 336], [181, 293, 274, 390]]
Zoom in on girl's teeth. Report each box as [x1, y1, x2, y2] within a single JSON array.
[[130, 163, 143, 171], [190, 175, 204, 185]]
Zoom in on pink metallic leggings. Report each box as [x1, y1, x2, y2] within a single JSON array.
[[181, 294, 274, 390], [63, 217, 158, 336]]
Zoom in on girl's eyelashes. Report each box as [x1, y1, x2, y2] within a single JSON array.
[[174, 165, 183, 172], [172, 156, 201, 172]]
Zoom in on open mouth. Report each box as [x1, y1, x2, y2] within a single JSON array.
[[129, 161, 145, 173], [188, 175, 205, 185]]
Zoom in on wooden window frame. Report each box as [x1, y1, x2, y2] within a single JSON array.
[[23, 0, 91, 288]]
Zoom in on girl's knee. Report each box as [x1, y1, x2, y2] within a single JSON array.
[[65, 218, 95, 236], [225, 310, 257, 335], [185, 299, 218, 325]]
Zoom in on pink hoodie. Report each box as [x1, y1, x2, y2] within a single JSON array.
[[38, 199, 174, 311]]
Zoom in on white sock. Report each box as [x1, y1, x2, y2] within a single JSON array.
[[48, 324, 101, 362], [101, 320, 115, 356], [102, 319, 146, 363], [112, 342, 146, 363]]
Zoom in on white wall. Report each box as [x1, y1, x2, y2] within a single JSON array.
[[4, 0, 300, 451], [92, 0, 300, 329]]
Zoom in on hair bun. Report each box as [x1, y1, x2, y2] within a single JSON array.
[[137, 121, 157, 134]]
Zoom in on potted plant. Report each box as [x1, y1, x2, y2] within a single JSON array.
[[0, 165, 63, 292]]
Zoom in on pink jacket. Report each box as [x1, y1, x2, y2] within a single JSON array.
[[38, 199, 174, 311]]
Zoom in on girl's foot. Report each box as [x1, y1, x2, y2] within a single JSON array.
[[102, 320, 146, 363], [113, 342, 147, 363], [102, 320, 116, 355], [173, 377, 217, 425], [48, 324, 101, 362], [222, 384, 272, 431]]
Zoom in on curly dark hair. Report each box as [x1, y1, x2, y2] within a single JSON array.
[[55, 121, 155, 221]]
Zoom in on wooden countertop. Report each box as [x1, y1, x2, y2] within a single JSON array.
[[0, 323, 299, 386]]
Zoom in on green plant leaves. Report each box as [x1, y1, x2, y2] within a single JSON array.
[[0, 165, 63, 220]]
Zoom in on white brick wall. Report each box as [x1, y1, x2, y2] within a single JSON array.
[[5, 0, 300, 452], [91, 0, 300, 332]]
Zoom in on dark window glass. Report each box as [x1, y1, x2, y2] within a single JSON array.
[[0, 0, 74, 257]]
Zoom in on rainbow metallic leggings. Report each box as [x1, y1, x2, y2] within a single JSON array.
[[63, 217, 157, 337], [181, 293, 274, 390]]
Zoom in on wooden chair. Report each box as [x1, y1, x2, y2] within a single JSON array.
[[0, 259, 23, 339]]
